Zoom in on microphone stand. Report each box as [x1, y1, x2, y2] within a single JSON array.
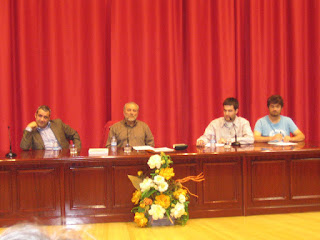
[[6, 126, 17, 158], [124, 125, 131, 153], [231, 123, 241, 147], [127, 127, 130, 146]]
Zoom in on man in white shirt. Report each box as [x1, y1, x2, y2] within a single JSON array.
[[196, 98, 254, 146]]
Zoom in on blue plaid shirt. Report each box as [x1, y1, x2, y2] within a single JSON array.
[[37, 122, 61, 150]]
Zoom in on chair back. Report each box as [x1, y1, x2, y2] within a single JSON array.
[[101, 120, 118, 147]]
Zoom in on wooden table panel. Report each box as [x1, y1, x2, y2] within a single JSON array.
[[0, 170, 13, 214], [16, 168, 58, 213], [291, 158, 320, 200], [0, 142, 319, 226]]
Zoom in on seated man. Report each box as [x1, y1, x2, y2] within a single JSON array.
[[196, 97, 254, 146], [254, 95, 305, 142], [106, 102, 154, 147], [20, 105, 81, 150]]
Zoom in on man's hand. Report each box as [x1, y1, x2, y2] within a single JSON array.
[[283, 136, 291, 142], [26, 121, 38, 131], [271, 133, 283, 141], [196, 140, 205, 147]]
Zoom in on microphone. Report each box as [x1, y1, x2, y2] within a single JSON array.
[[231, 123, 241, 147], [6, 126, 17, 158]]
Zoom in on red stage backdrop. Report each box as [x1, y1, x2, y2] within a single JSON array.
[[0, 0, 319, 153]]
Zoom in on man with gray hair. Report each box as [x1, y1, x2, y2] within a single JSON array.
[[20, 105, 81, 150], [106, 102, 154, 147]]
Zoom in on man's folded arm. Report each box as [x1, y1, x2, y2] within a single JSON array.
[[62, 121, 81, 149], [238, 122, 254, 144], [290, 129, 305, 142], [20, 130, 33, 150]]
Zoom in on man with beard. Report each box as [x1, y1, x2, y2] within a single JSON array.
[[196, 97, 254, 146], [254, 95, 305, 142], [106, 102, 154, 147]]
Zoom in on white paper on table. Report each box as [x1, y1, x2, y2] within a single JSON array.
[[88, 148, 109, 156], [152, 147, 175, 152], [133, 146, 155, 151], [133, 146, 174, 152], [267, 141, 297, 146], [205, 143, 225, 147]]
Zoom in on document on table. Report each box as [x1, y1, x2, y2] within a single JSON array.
[[205, 143, 225, 147], [133, 146, 155, 151], [267, 141, 297, 146], [88, 148, 109, 156], [133, 146, 175, 152]]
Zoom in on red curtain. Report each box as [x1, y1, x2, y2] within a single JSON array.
[[1, 0, 319, 153]]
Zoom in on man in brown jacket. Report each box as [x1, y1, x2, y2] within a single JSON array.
[[20, 105, 81, 150]]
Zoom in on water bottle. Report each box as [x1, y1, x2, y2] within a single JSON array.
[[209, 135, 215, 148], [124, 143, 132, 154], [111, 136, 117, 152], [111, 136, 117, 147]]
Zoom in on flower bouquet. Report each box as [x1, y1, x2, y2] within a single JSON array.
[[129, 152, 190, 227]]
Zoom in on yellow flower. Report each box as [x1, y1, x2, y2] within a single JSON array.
[[155, 194, 171, 209], [173, 188, 187, 199], [140, 203, 146, 208], [159, 167, 175, 180], [137, 171, 143, 176], [155, 169, 160, 174], [143, 198, 153, 206], [134, 212, 148, 227], [131, 190, 141, 204]]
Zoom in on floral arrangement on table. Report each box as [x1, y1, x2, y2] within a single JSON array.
[[129, 152, 204, 227]]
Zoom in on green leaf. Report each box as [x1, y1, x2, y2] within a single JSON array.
[[141, 188, 157, 199]]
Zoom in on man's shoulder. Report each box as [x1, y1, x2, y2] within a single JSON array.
[[110, 120, 125, 128], [281, 115, 293, 122], [256, 115, 268, 123], [211, 117, 224, 123], [50, 119, 63, 125], [136, 120, 149, 126], [236, 116, 250, 123]]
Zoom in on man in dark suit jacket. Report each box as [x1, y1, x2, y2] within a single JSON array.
[[20, 105, 81, 150]]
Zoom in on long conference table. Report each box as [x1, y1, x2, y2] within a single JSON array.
[[0, 142, 320, 227]]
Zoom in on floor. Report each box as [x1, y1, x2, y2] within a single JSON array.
[[1, 212, 320, 239]]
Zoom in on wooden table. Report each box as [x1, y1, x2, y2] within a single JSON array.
[[0, 142, 319, 226]]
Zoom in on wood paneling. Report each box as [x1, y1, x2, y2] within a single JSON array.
[[291, 158, 320, 200], [16, 168, 58, 213], [251, 160, 287, 201], [0, 143, 320, 226], [0, 170, 13, 214], [69, 167, 108, 210]]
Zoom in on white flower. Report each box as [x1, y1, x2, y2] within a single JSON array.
[[148, 204, 166, 220], [179, 194, 186, 203], [158, 181, 168, 192], [139, 177, 154, 193], [170, 202, 186, 219], [154, 175, 165, 185], [147, 154, 162, 169]]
